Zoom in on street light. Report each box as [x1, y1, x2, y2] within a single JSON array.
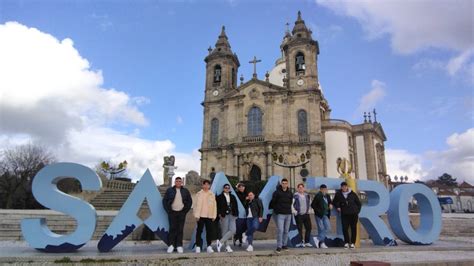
[[271, 151, 311, 190]]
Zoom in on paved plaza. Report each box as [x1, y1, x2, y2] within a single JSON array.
[[1, 236, 473, 265]]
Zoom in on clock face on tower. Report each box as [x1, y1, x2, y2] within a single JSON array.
[[297, 79, 304, 86], [212, 90, 219, 96]]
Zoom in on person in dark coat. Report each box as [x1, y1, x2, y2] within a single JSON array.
[[311, 184, 332, 248], [162, 177, 192, 253], [233, 183, 246, 246], [270, 178, 293, 253], [215, 184, 239, 253], [333, 181, 361, 249], [244, 191, 263, 252]]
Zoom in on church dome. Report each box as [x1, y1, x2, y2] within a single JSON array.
[[268, 58, 286, 87]]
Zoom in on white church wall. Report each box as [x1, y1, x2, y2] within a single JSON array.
[[356, 135, 368, 180], [325, 130, 349, 178]]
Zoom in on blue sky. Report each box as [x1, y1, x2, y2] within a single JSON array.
[[1, 0, 473, 183]]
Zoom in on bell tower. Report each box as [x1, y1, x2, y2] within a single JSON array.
[[204, 26, 240, 102], [281, 11, 320, 91]]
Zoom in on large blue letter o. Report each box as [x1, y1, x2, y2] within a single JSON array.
[[388, 184, 442, 245]]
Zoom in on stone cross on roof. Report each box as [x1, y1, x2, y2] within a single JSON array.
[[249, 56, 262, 79]]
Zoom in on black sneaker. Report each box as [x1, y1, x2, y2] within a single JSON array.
[[275, 247, 282, 253], [282, 246, 289, 251]]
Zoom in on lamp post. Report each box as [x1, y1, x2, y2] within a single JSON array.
[[271, 151, 311, 190]]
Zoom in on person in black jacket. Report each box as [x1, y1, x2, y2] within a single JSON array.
[[311, 184, 332, 248], [234, 183, 246, 246], [244, 191, 263, 252], [333, 181, 361, 249], [215, 184, 239, 253], [271, 178, 293, 253], [162, 177, 192, 253]]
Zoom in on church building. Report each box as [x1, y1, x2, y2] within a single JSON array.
[[199, 12, 388, 186]]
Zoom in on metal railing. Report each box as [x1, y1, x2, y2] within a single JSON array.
[[243, 135, 265, 143], [105, 180, 136, 191], [298, 135, 309, 142]]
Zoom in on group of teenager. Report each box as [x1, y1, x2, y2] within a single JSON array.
[[162, 176, 361, 254]]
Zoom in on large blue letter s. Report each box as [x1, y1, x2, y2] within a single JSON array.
[[21, 163, 102, 252]]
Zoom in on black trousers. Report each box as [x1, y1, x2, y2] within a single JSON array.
[[234, 220, 247, 244], [295, 214, 312, 243], [168, 210, 186, 247], [341, 214, 358, 244], [195, 218, 215, 248]]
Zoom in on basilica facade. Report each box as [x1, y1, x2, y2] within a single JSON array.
[[199, 12, 388, 185]]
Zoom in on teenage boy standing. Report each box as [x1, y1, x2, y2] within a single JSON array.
[[193, 180, 217, 253], [271, 178, 293, 253]]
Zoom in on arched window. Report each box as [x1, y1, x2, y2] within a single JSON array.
[[247, 107, 263, 136], [298, 109, 308, 136], [295, 52, 305, 74], [213, 65, 222, 83], [210, 118, 219, 147]]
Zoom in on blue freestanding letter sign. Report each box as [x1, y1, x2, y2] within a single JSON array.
[[21, 163, 101, 252]]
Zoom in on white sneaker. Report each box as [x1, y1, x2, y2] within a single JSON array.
[[304, 242, 313, 248], [225, 245, 233, 253], [344, 243, 350, 249], [246, 245, 254, 252], [177, 246, 183, 253], [296, 242, 304, 248], [167, 245, 174, 253], [207, 246, 214, 253], [242, 233, 247, 244], [216, 240, 222, 253], [195, 246, 201, 253], [313, 237, 320, 248], [320, 242, 328, 249], [350, 243, 355, 249]]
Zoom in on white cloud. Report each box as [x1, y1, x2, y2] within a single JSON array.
[[425, 128, 474, 184], [412, 49, 474, 83], [356, 79, 386, 114], [0, 22, 200, 184], [386, 128, 474, 184], [446, 48, 474, 77], [176, 115, 183, 125], [62, 126, 201, 184], [386, 149, 427, 182], [316, 0, 473, 54], [317, 0, 474, 81]]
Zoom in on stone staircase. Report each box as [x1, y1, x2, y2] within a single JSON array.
[[89, 180, 135, 210], [0, 209, 122, 241]]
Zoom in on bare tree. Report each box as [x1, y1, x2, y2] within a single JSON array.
[[0, 143, 55, 182], [0, 143, 55, 209]]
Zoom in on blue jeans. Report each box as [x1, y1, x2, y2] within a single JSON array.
[[276, 214, 291, 248], [315, 215, 331, 241], [245, 217, 260, 245]]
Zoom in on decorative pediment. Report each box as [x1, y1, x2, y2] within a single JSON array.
[[223, 78, 287, 99], [374, 123, 387, 141]]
